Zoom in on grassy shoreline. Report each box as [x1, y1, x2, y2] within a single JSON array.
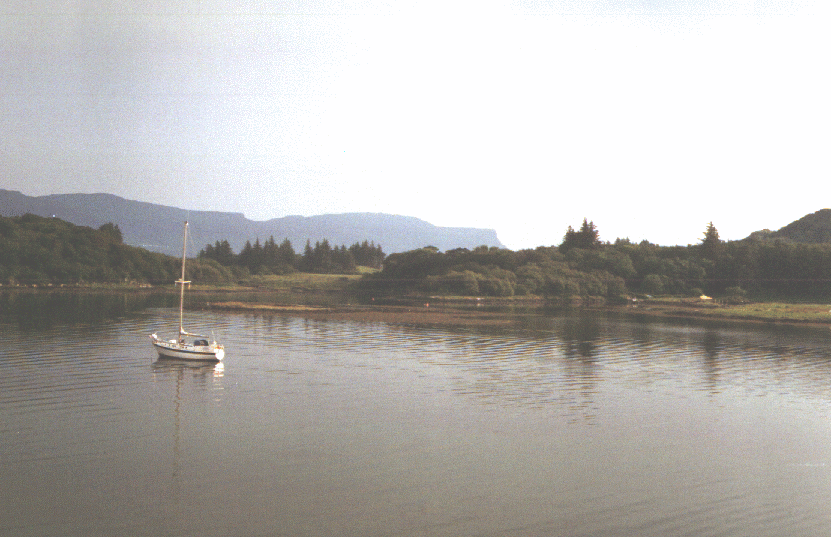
[[612, 298, 831, 326]]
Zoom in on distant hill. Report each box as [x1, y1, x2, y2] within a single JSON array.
[[0, 190, 504, 256], [746, 209, 831, 244]]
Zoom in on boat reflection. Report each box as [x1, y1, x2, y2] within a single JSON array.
[[152, 357, 224, 379], [150, 357, 224, 510]]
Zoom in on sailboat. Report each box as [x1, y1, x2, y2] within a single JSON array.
[[150, 221, 225, 361]]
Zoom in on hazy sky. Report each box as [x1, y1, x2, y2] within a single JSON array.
[[2, 0, 828, 250]]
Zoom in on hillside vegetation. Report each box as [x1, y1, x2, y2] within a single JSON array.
[[748, 209, 831, 244], [0, 214, 231, 285], [7, 214, 831, 306], [360, 219, 831, 302]]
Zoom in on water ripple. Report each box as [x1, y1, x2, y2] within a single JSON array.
[[4, 308, 831, 536]]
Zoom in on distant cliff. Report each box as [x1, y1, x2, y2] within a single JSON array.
[[0, 190, 504, 256]]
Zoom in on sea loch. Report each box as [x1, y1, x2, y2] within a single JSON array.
[[2, 292, 831, 536]]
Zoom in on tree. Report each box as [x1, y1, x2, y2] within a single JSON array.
[[252, 238, 263, 269], [263, 236, 279, 267], [642, 274, 665, 295], [700, 222, 723, 260], [348, 240, 385, 269], [560, 218, 601, 252], [278, 239, 296, 266], [579, 218, 600, 247], [238, 240, 253, 269], [98, 223, 123, 243], [199, 240, 235, 266]]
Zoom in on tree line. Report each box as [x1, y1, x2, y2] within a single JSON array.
[[6, 213, 831, 303], [359, 218, 831, 302], [198, 237, 385, 276]]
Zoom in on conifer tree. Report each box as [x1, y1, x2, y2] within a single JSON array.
[[199, 239, 234, 265], [578, 218, 600, 248], [263, 236, 278, 267], [278, 238, 296, 267], [560, 218, 601, 252], [700, 222, 723, 260], [238, 240, 253, 269], [300, 240, 314, 272]]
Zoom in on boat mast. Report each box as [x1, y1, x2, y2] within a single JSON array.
[[177, 221, 191, 336]]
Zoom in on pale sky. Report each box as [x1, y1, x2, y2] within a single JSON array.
[[1, 0, 828, 250]]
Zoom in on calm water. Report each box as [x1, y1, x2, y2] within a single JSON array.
[[3, 293, 831, 536]]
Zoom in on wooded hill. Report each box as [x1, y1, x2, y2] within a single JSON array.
[[746, 209, 831, 244], [0, 214, 231, 285]]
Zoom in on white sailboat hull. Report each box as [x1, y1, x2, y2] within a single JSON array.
[[151, 334, 224, 361]]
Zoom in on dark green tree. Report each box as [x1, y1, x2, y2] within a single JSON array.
[[263, 236, 279, 267], [348, 240, 385, 268], [560, 218, 601, 252], [278, 238, 296, 266], [579, 218, 600, 246], [700, 222, 723, 260], [98, 223, 123, 243], [199, 239, 235, 266], [238, 240, 253, 269]]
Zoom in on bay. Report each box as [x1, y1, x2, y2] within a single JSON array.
[[2, 292, 831, 536]]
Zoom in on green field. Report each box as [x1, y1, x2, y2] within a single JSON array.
[[633, 297, 831, 325], [246, 272, 363, 290], [192, 271, 368, 307]]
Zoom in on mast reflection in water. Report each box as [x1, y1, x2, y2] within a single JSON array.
[[152, 358, 224, 510]]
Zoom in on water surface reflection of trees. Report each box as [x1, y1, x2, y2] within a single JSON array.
[[0, 290, 164, 329]]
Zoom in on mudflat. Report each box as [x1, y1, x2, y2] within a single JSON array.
[[207, 298, 831, 328], [208, 301, 520, 327]]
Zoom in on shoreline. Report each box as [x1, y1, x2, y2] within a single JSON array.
[[614, 300, 831, 327], [5, 285, 831, 328], [206, 299, 831, 329]]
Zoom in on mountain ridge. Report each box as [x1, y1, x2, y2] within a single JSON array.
[[0, 190, 504, 256]]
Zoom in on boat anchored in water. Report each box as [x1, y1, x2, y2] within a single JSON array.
[[150, 221, 225, 361]]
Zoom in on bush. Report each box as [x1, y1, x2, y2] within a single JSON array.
[[478, 276, 515, 297], [443, 270, 480, 295], [641, 274, 665, 295], [725, 286, 747, 300]]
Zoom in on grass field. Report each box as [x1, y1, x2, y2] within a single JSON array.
[[702, 303, 831, 323], [246, 272, 364, 291], [632, 297, 831, 324]]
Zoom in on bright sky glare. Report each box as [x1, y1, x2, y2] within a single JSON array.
[[1, 1, 828, 249]]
